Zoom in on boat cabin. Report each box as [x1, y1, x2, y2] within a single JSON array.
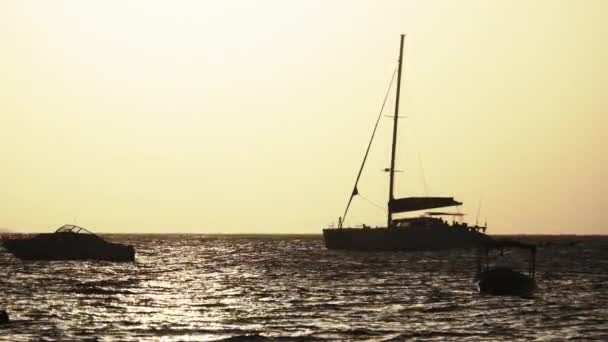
[[391, 212, 487, 233]]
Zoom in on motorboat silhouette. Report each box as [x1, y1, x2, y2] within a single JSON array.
[[2, 225, 135, 262], [476, 240, 537, 296]]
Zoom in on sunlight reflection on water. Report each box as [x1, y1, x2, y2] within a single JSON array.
[[1, 235, 607, 341]]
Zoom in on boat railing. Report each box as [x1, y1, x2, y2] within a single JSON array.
[[55, 225, 96, 235], [451, 222, 487, 233]]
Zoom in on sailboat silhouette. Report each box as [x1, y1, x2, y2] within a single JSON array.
[[323, 35, 492, 251]]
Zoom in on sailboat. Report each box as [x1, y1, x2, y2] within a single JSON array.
[[323, 35, 492, 251]]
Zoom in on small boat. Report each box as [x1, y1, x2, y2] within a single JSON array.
[[322, 34, 493, 251], [476, 240, 537, 296], [1, 225, 135, 262]]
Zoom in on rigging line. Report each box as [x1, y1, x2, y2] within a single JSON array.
[[417, 151, 429, 196], [340, 66, 399, 226], [408, 113, 431, 196], [359, 193, 387, 213]]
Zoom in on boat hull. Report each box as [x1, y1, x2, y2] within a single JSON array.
[[477, 267, 537, 296], [323, 225, 492, 251], [2, 233, 135, 262]]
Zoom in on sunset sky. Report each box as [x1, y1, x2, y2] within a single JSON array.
[[0, 1, 605, 234]]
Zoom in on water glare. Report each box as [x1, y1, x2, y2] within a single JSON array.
[[1, 235, 607, 340]]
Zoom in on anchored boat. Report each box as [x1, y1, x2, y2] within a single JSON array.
[[2, 224, 135, 262], [322, 34, 493, 251], [476, 239, 537, 296]]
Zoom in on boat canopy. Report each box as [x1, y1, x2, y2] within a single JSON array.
[[55, 225, 95, 235], [389, 197, 462, 213]]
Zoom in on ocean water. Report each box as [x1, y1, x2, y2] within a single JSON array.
[[1, 234, 607, 341]]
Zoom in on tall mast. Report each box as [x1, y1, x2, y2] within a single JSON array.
[[387, 34, 405, 228]]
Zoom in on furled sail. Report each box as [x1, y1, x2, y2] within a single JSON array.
[[389, 197, 462, 213]]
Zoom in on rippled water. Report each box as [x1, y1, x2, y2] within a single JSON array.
[[1, 235, 607, 341]]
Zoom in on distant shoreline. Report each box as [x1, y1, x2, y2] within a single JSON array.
[[2, 232, 606, 238]]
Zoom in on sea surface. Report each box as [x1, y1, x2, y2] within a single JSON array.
[[1, 234, 607, 341]]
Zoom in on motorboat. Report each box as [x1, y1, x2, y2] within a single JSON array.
[[476, 239, 537, 296], [2, 224, 135, 262]]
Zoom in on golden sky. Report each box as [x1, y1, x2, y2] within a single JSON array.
[[0, 0, 605, 234]]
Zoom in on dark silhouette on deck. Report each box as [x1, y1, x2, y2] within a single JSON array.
[[0, 310, 8, 324]]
